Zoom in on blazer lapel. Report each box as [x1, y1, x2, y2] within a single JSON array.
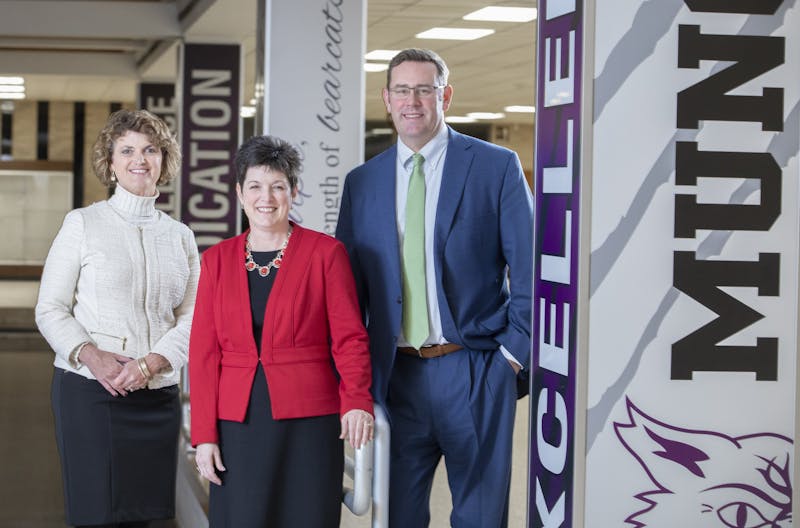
[[234, 231, 259, 355], [259, 223, 305, 357]]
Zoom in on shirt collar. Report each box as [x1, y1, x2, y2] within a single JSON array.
[[398, 123, 449, 169]]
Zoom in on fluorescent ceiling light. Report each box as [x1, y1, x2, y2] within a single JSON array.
[[365, 49, 400, 61], [364, 62, 389, 73], [0, 93, 25, 100], [445, 116, 478, 123], [468, 112, 505, 120], [505, 105, 536, 113], [0, 85, 25, 93], [464, 6, 537, 22], [416, 27, 495, 41], [0, 76, 24, 85], [240, 106, 256, 118]]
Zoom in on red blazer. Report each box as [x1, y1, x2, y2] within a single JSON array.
[[189, 224, 372, 446]]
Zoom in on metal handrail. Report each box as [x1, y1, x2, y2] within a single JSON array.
[[343, 434, 374, 514], [343, 404, 390, 528], [371, 404, 390, 528]]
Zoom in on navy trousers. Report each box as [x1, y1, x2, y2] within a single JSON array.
[[386, 348, 517, 528]]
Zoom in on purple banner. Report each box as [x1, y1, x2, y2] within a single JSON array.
[[138, 82, 179, 219], [530, 1, 583, 527], [180, 43, 241, 252]]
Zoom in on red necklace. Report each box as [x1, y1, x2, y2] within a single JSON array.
[[244, 226, 293, 277]]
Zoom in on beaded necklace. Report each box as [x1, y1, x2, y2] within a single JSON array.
[[244, 225, 292, 277]]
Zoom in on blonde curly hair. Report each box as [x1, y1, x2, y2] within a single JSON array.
[[91, 109, 181, 187]]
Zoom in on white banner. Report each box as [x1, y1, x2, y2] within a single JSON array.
[[260, 0, 366, 235], [585, 1, 798, 526]]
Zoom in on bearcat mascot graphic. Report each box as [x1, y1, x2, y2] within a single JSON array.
[[614, 399, 792, 527]]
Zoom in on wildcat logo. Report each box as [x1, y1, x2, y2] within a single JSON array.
[[614, 399, 792, 527]]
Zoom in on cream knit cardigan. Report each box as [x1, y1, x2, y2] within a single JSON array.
[[35, 185, 200, 389]]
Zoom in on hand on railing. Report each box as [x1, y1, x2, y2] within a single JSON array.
[[343, 404, 390, 521], [341, 408, 374, 449]]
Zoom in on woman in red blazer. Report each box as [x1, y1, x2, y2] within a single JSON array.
[[189, 135, 373, 528]]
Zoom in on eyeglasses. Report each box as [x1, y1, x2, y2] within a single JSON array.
[[388, 84, 445, 99]]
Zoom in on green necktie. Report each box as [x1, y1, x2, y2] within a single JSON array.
[[402, 153, 430, 349]]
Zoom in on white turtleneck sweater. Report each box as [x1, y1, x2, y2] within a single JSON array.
[[35, 184, 200, 389]]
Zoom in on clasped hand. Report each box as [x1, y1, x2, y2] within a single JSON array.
[[80, 344, 147, 396]]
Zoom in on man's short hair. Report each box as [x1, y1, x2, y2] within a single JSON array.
[[386, 48, 450, 87]]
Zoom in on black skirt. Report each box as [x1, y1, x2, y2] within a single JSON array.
[[209, 365, 343, 528], [51, 368, 181, 526]]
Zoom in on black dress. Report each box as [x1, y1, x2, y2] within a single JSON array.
[[208, 251, 344, 528]]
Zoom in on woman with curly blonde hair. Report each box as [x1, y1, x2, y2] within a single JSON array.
[[36, 109, 199, 527]]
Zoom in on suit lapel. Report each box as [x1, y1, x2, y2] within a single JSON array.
[[373, 147, 402, 286], [433, 129, 473, 341], [434, 129, 472, 251]]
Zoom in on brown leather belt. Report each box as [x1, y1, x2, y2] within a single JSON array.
[[397, 343, 463, 359]]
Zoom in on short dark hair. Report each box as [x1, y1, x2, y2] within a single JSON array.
[[386, 48, 450, 88], [92, 109, 180, 187], [234, 135, 302, 190]]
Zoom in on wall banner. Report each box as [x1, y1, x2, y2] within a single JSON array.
[[138, 82, 179, 219], [530, 0, 585, 527], [179, 43, 241, 252], [585, 1, 798, 526], [259, 0, 365, 235]]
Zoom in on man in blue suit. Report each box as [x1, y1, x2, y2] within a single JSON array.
[[336, 48, 533, 528]]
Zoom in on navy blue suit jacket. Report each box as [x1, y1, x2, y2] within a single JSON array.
[[337, 128, 533, 404]]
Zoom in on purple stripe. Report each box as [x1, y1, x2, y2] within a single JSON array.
[[530, 1, 584, 527]]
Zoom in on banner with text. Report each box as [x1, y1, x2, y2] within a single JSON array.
[[180, 43, 241, 251], [138, 82, 179, 219], [530, 0, 584, 526], [260, 0, 365, 235], [585, 2, 798, 526]]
